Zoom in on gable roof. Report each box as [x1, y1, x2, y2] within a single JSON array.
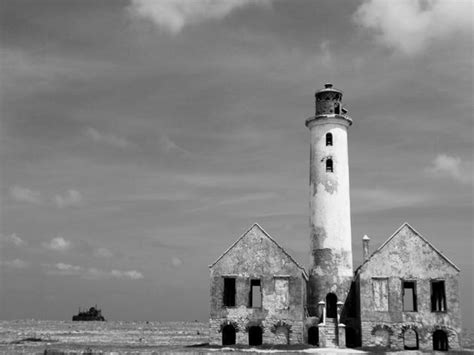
[[209, 223, 308, 280], [355, 222, 460, 275]]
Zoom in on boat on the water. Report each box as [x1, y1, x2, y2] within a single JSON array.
[[72, 306, 105, 321]]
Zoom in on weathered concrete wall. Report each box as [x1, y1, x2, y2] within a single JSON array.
[[209, 224, 306, 345], [357, 224, 462, 350], [306, 116, 353, 316]]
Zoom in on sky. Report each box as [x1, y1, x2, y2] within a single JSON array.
[[0, 0, 472, 326]]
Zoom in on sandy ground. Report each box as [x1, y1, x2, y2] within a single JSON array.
[[0, 320, 473, 354]]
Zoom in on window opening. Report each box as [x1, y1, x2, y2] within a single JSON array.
[[326, 293, 337, 318], [326, 158, 333, 173], [433, 330, 448, 351], [334, 103, 340, 114], [404, 328, 419, 350], [372, 278, 389, 311], [308, 326, 319, 346], [223, 278, 236, 307], [402, 281, 417, 312], [249, 279, 262, 308], [248, 326, 263, 346], [274, 277, 289, 309], [326, 133, 333, 146], [431, 280, 446, 312], [222, 324, 236, 346]]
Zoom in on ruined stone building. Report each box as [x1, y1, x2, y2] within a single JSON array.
[[208, 84, 462, 350]]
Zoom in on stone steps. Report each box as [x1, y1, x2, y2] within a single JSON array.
[[323, 318, 338, 347]]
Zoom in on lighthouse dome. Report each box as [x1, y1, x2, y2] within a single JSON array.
[[315, 83, 343, 116]]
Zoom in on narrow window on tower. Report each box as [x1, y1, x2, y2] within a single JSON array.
[[431, 280, 446, 312], [326, 158, 333, 173], [326, 133, 333, 146], [402, 281, 417, 312], [249, 279, 262, 308], [223, 277, 236, 307]]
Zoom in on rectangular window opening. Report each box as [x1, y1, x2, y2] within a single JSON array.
[[402, 281, 417, 312], [431, 280, 446, 312], [372, 278, 389, 311], [274, 277, 289, 309], [223, 277, 236, 307], [249, 279, 262, 308]]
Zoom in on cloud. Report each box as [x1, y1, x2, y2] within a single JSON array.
[[43, 236, 72, 251], [128, 0, 272, 34], [110, 269, 144, 280], [53, 189, 83, 208], [9, 185, 41, 204], [45, 263, 144, 280], [427, 154, 472, 184], [49, 262, 82, 275], [158, 134, 190, 155], [353, 0, 472, 55], [0, 258, 29, 269], [171, 256, 183, 268], [0, 233, 27, 247], [85, 127, 131, 148], [93, 247, 114, 258]]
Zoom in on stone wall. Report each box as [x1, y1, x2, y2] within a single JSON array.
[[209, 317, 304, 345], [209, 224, 307, 346], [360, 321, 461, 350], [357, 224, 462, 350]]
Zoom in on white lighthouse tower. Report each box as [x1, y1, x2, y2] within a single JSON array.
[[306, 83, 353, 319]]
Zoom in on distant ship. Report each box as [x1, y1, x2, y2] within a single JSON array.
[[72, 306, 106, 321]]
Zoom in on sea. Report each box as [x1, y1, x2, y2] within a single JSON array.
[[0, 320, 473, 354]]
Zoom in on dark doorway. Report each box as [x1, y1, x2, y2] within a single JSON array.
[[222, 324, 236, 346], [433, 330, 448, 351], [308, 326, 319, 346], [326, 293, 338, 318], [346, 327, 357, 348], [248, 326, 262, 346]]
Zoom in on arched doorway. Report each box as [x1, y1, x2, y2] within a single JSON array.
[[222, 324, 236, 346], [248, 326, 263, 346], [374, 328, 390, 348], [274, 326, 289, 345], [433, 330, 448, 351], [326, 293, 337, 318], [308, 326, 319, 346], [404, 328, 419, 350]]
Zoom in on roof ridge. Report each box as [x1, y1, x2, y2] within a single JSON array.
[[355, 222, 460, 275], [209, 223, 308, 280]]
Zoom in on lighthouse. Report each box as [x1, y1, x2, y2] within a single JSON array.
[[306, 83, 353, 318]]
